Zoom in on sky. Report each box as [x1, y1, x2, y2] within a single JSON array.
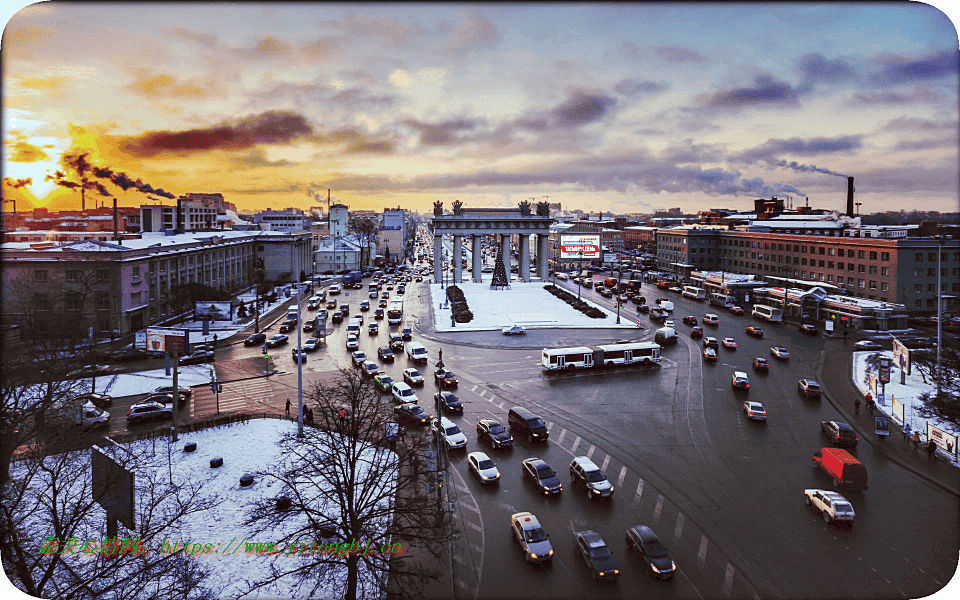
[[2, 2, 958, 216]]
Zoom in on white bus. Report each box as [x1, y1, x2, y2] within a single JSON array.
[[710, 293, 736, 308], [387, 299, 404, 324], [682, 286, 707, 301], [752, 304, 783, 322], [541, 342, 661, 371], [596, 342, 662, 366]]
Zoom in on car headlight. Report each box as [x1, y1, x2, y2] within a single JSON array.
[[547, 549, 553, 556], [651, 564, 661, 573], [530, 552, 538, 559]]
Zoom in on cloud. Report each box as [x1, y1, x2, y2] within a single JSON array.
[[7, 140, 50, 162], [550, 91, 617, 127], [851, 87, 945, 105], [702, 74, 802, 109], [614, 79, 668, 96], [655, 46, 709, 63], [881, 116, 955, 132], [127, 71, 219, 99], [120, 111, 314, 156], [798, 52, 857, 84], [446, 15, 502, 51], [892, 137, 957, 151], [165, 26, 218, 48], [402, 118, 479, 146], [389, 69, 414, 88], [737, 135, 863, 162], [870, 50, 959, 85]]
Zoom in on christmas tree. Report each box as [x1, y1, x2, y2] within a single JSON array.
[[489, 245, 510, 289]]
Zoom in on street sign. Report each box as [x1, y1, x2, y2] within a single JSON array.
[[875, 417, 889, 437]]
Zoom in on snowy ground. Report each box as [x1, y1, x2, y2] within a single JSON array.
[[84, 365, 215, 398], [852, 351, 958, 466], [429, 281, 639, 332]]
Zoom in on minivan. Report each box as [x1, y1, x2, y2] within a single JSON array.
[[405, 342, 428, 363], [813, 447, 868, 490], [654, 327, 678, 345], [346, 319, 361, 335], [508, 406, 549, 442]]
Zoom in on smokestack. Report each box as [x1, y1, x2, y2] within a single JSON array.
[[113, 198, 118, 241], [846, 176, 855, 217], [176, 196, 182, 232]]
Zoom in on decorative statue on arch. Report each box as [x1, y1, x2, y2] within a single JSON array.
[[518, 199, 531, 216], [536, 201, 550, 216], [452, 199, 463, 215], [433, 200, 443, 216]]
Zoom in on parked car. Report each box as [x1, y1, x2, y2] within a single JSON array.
[[743, 401, 767, 421], [266, 334, 289, 348], [154, 385, 192, 399], [435, 391, 463, 414], [752, 357, 770, 371], [625, 525, 676, 580], [126, 400, 172, 425], [745, 326, 764, 338], [402, 368, 424, 386], [477, 418, 513, 449], [467, 451, 500, 484], [511, 512, 554, 564], [573, 530, 620, 580], [502, 325, 526, 335], [731, 371, 750, 390], [804, 489, 856, 524], [821, 420, 859, 448], [798, 379, 822, 398], [179, 349, 214, 365], [377, 346, 395, 362], [522, 457, 562, 495], [70, 392, 113, 408], [105, 348, 153, 362], [854, 340, 883, 350], [244, 333, 267, 346], [569, 456, 614, 500]]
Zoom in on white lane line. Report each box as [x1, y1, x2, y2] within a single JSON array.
[[600, 454, 610, 473], [586, 444, 596, 460], [634, 479, 644, 506], [556, 428, 567, 444], [723, 563, 735, 597], [617, 465, 627, 487], [698, 535, 708, 569], [674, 513, 685, 545], [654, 494, 664, 521], [571, 435, 581, 454], [461, 502, 480, 514], [466, 521, 483, 533]]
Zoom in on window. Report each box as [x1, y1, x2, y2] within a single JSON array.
[[869, 266, 877, 275], [858, 279, 865, 288], [802, 246, 807, 253], [881, 282, 889, 292], [801, 258, 807, 266], [34, 293, 49, 311], [131, 291, 143, 305], [819, 247, 825, 255], [858, 250, 865, 259], [858, 264, 865, 273], [915, 253, 923, 262], [828, 248, 835, 256], [837, 262, 844, 270], [828, 261, 834, 269], [66, 270, 79, 282], [828, 274, 834, 282], [837, 276, 844, 284], [96, 292, 110, 311], [881, 267, 889, 276], [793, 245, 800, 252], [915, 268, 922, 277], [915, 284, 923, 292], [818, 260, 825, 267], [929, 252, 936, 262], [928, 284, 934, 292], [838, 249, 845, 257], [928, 268, 935, 277], [882, 252, 889, 261], [869, 280, 877, 290], [34, 270, 48, 281], [848, 263, 855, 271], [66, 293, 83, 311], [801, 270, 807, 277], [869, 251, 877, 260], [97, 269, 109, 282], [927, 298, 935, 307], [915, 299, 922, 307]]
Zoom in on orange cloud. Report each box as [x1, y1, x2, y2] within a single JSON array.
[[8, 140, 50, 163], [127, 71, 219, 99]]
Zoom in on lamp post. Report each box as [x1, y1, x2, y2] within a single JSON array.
[[615, 262, 622, 325], [577, 252, 583, 300]]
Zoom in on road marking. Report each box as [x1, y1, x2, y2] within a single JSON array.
[[470, 543, 483, 554], [633, 479, 644, 506], [571, 435, 581, 454], [461, 502, 480, 514], [456, 579, 471, 590], [654, 494, 664, 521], [466, 521, 483, 533], [723, 563, 735, 597], [674, 513, 684, 545], [600, 454, 610, 473], [556, 429, 567, 444], [452, 553, 462, 564], [617, 465, 627, 487], [698, 535, 708, 569], [547, 421, 554, 432], [586, 444, 596, 460]]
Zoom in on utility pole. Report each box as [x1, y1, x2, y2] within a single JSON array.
[[936, 236, 943, 397], [296, 268, 304, 437]]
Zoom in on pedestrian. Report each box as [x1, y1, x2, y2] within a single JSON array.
[[865, 392, 874, 413], [912, 430, 921, 449], [927, 439, 937, 462], [306, 407, 314, 425], [904, 423, 911, 442], [854, 397, 861, 415], [285, 398, 291, 416]]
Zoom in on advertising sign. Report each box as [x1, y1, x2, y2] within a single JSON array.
[[146, 328, 186, 354], [92, 446, 135, 530], [892, 336, 911, 376], [878, 357, 891, 384], [927, 424, 957, 456], [560, 234, 601, 259], [195, 301, 232, 321]]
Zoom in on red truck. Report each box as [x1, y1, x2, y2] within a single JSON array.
[[813, 448, 868, 490]]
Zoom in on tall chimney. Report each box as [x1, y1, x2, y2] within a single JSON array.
[[113, 198, 119, 241], [846, 176, 855, 217], [176, 196, 182, 232]]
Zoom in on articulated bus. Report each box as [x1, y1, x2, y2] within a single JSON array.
[[709, 293, 736, 308], [541, 342, 661, 371], [682, 286, 707, 301], [752, 304, 783, 322], [387, 299, 404, 325]]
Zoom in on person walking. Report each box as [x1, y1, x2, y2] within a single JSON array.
[[854, 397, 861, 415], [927, 439, 937, 462], [285, 398, 291, 416], [904, 423, 912, 442], [865, 392, 874, 413]]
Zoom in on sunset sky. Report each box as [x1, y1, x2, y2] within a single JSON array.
[[2, 3, 958, 215]]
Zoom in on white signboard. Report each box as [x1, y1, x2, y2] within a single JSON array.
[[560, 234, 601, 259], [146, 328, 186, 354], [195, 301, 232, 321]]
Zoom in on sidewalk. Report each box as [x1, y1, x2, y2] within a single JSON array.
[[820, 343, 959, 497]]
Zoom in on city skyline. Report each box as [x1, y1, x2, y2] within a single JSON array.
[[2, 3, 958, 216]]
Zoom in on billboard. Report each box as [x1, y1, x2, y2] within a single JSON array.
[[196, 301, 232, 321], [560, 234, 601, 259], [892, 336, 911, 376], [92, 446, 135, 530], [146, 328, 186, 354]]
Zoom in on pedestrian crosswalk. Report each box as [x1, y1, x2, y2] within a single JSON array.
[[191, 377, 281, 417]]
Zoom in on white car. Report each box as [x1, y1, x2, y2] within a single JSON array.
[[467, 451, 500, 484], [502, 325, 526, 335], [402, 368, 424, 386], [303, 338, 321, 351], [743, 401, 767, 421], [664, 320, 675, 328], [731, 371, 750, 390], [345, 335, 359, 351], [770, 346, 790, 359], [511, 512, 554, 564], [556, 272, 569, 280], [854, 340, 883, 351], [391, 382, 419, 404], [804, 489, 855, 524], [722, 337, 738, 350], [436, 416, 467, 450]]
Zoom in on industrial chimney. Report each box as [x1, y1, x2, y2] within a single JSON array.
[[846, 177, 855, 217], [113, 198, 119, 241]]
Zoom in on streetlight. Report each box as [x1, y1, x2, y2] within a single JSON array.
[[615, 264, 622, 325], [577, 251, 583, 300]]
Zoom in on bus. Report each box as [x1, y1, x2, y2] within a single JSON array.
[[752, 304, 783, 322], [682, 286, 707, 301], [710, 293, 736, 308], [541, 342, 661, 371], [387, 299, 404, 325]]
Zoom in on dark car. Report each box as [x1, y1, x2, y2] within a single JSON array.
[[729, 306, 745, 316], [477, 418, 513, 449], [690, 326, 704, 338], [154, 385, 192, 399], [638, 304, 650, 314], [70, 392, 113, 408], [800, 324, 818, 335], [331, 312, 344, 324], [326, 300, 337, 310], [278, 319, 297, 333], [351, 351, 367, 367], [368, 322, 379, 335], [244, 333, 267, 346], [377, 346, 395, 362], [401, 327, 413, 340], [821, 420, 859, 448], [389, 333, 404, 352], [752, 357, 770, 372], [745, 326, 764, 338], [798, 379, 822, 398], [574, 530, 620, 580], [375, 308, 385, 320], [142, 392, 187, 407], [682, 316, 698, 326], [66, 364, 113, 379], [302, 321, 316, 332], [360, 300, 370, 311], [394, 402, 432, 425], [126, 400, 173, 425], [340, 305, 351, 316], [105, 348, 153, 362], [434, 368, 458, 389], [266, 334, 289, 348], [703, 337, 719, 349], [178, 349, 214, 365], [625, 525, 676, 580], [522, 458, 562, 495], [435, 391, 463, 414]]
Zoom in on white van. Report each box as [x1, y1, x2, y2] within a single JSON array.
[[658, 300, 674, 312], [286, 308, 299, 322], [405, 342, 428, 363], [346, 318, 362, 335], [329, 283, 343, 295], [654, 327, 678, 345]]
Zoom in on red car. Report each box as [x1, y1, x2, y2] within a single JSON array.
[[729, 306, 744, 316], [745, 326, 764, 338]]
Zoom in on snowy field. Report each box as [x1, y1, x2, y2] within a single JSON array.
[[429, 281, 639, 332], [852, 350, 958, 466]]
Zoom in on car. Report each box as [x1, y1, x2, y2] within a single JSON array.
[[703, 336, 719, 349], [361, 360, 380, 377], [394, 402, 432, 425], [435, 391, 463, 414], [360, 300, 370, 311], [368, 322, 379, 335], [391, 382, 419, 404], [70, 392, 113, 408], [743, 401, 767, 421], [345, 335, 359, 351], [821, 420, 859, 448], [798, 379, 822, 398], [668, 286, 682, 294], [690, 326, 703, 338], [573, 530, 620, 580], [178, 349, 215, 365], [664, 320, 675, 328], [638, 304, 650, 314], [625, 525, 676, 580], [141, 392, 187, 407], [434, 368, 458, 389], [731, 371, 750, 390], [369, 290, 378, 299], [303, 338, 321, 351], [301, 319, 316, 332], [649, 309, 667, 322], [854, 340, 883, 351], [745, 326, 764, 338], [102, 347, 151, 362], [511, 512, 554, 564], [326, 299, 337, 310], [398, 286, 406, 295], [353, 314, 364, 325], [378, 298, 388, 308], [702, 347, 718, 362], [371, 374, 395, 395], [377, 346, 395, 362], [729, 306, 745, 316], [804, 489, 855, 524], [476, 418, 513, 449], [800, 324, 818, 335], [66, 364, 113, 379], [522, 457, 562, 495], [126, 400, 173, 425], [556, 272, 569, 280], [435, 416, 467, 450], [682, 316, 698, 326], [401, 327, 413, 340], [266, 334, 289, 348], [374, 308, 385, 320], [752, 357, 770, 371], [597, 287, 613, 298], [290, 347, 308, 363], [618, 293, 629, 302], [278, 319, 297, 333], [381, 291, 390, 299], [350, 351, 367, 367], [721, 337, 738, 350], [244, 333, 267, 346], [402, 368, 424, 386], [582, 279, 593, 288], [389, 333, 404, 351], [467, 451, 500, 484], [770, 346, 790, 359], [332, 312, 345, 324], [502, 325, 526, 335], [569, 456, 614, 500]]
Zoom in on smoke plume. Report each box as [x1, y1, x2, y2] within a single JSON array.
[[62, 153, 176, 198], [769, 159, 847, 178]]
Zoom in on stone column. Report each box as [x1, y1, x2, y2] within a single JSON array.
[[538, 233, 550, 280], [500, 234, 511, 280], [433, 235, 443, 283], [453, 234, 463, 284], [472, 235, 483, 283], [519, 234, 531, 281]]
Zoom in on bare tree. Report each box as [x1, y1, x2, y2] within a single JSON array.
[[240, 369, 449, 600], [911, 340, 960, 429], [349, 216, 378, 268]]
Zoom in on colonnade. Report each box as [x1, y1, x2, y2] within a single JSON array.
[[432, 233, 550, 284]]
